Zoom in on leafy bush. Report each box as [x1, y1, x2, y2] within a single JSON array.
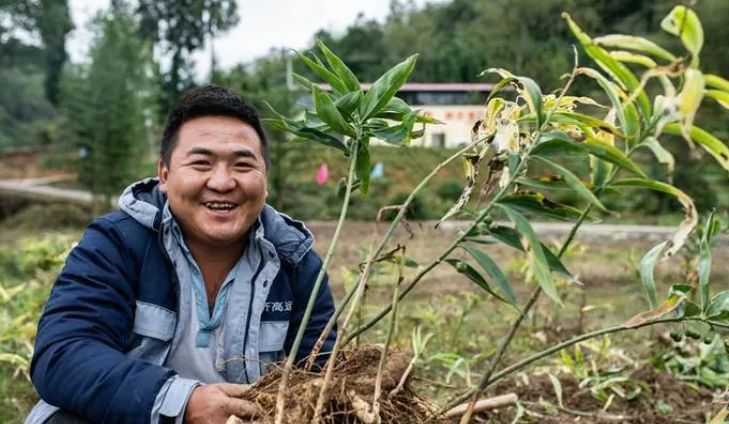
[[435, 179, 463, 203]]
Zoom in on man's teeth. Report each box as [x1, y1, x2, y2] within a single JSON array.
[[205, 202, 236, 210]]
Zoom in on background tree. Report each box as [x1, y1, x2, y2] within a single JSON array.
[[36, 0, 73, 106], [135, 0, 239, 112], [66, 5, 150, 213]]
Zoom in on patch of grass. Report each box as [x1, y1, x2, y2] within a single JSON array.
[[0, 233, 76, 423]]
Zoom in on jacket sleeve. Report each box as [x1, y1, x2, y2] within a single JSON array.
[[284, 251, 337, 367], [30, 217, 177, 424]]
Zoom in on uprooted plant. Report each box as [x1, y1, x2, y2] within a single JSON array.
[[244, 4, 729, 423]]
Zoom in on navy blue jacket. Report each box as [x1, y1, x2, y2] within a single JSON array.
[[26, 178, 337, 424]]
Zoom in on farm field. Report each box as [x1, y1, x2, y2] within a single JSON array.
[[2, 221, 727, 423]]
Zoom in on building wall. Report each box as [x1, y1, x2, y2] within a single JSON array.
[[372, 105, 486, 149]]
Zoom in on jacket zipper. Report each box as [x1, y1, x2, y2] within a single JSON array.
[[157, 226, 181, 365], [242, 257, 265, 383]]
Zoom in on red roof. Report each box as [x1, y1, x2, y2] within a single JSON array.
[[319, 83, 497, 92]]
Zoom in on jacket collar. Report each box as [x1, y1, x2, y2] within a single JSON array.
[[118, 178, 314, 266]]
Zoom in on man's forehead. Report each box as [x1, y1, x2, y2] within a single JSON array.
[[175, 116, 262, 155]]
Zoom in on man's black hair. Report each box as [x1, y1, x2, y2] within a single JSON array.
[[160, 84, 269, 168]]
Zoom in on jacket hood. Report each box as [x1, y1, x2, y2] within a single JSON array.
[[118, 178, 314, 265]]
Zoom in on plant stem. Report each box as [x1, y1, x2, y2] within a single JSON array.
[[346, 130, 542, 344], [455, 205, 593, 423], [304, 276, 358, 371], [372, 253, 404, 418], [306, 137, 490, 362], [273, 141, 359, 424], [452, 136, 651, 421], [311, 137, 493, 423]]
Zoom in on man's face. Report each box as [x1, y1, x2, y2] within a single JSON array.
[[158, 115, 267, 248]]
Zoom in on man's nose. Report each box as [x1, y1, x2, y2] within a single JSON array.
[[206, 164, 236, 192]]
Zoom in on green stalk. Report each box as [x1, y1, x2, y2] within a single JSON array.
[[454, 205, 592, 423], [346, 61, 585, 345], [448, 316, 689, 412], [311, 137, 494, 424], [345, 139, 537, 344], [448, 137, 655, 421], [372, 253, 405, 418], [305, 137, 490, 364], [273, 141, 359, 424]]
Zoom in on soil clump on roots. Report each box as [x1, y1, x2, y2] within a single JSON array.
[[239, 345, 445, 424]]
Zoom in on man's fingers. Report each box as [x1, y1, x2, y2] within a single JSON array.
[[218, 383, 253, 398], [226, 398, 261, 419]]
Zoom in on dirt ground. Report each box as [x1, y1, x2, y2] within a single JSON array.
[[484, 368, 721, 424]]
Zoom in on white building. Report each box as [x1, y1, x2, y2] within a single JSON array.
[[316, 83, 496, 148]]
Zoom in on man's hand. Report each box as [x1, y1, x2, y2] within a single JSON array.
[[184, 383, 260, 424]]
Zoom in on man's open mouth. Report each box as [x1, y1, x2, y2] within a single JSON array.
[[203, 202, 238, 211]]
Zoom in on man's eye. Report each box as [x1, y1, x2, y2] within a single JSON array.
[[235, 162, 253, 169], [191, 161, 210, 167]]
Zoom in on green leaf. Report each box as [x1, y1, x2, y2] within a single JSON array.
[[404, 257, 420, 268], [705, 90, 729, 111], [487, 225, 573, 280], [517, 77, 545, 129], [548, 373, 564, 408], [497, 193, 586, 222], [576, 68, 640, 138], [497, 205, 562, 305], [681, 301, 701, 318], [311, 85, 356, 138], [638, 136, 675, 175], [262, 118, 294, 133], [464, 236, 499, 245], [532, 156, 609, 213], [444, 259, 508, 303], [699, 211, 715, 312], [593, 34, 677, 62], [292, 73, 315, 91], [483, 69, 544, 128], [515, 177, 575, 192], [706, 291, 729, 320], [297, 52, 348, 94], [462, 246, 518, 306], [317, 40, 360, 92], [660, 6, 704, 67], [334, 90, 364, 117], [360, 54, 418, 120], [563, 14, 651, 120], [370, 111, 418, 145], [705, 74, 729, 93], [663, 124, 729, 172], [296, 126, 350, 154], [533, 133, 646, 178], [610, 178, 697, 258], [355, 142, 371, 195], [639, 241, 667, 308], [609, 50, 657, 68], [551, 111, 628, 139]]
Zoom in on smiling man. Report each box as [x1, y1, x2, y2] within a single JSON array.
[[25, 85, 337, 424]]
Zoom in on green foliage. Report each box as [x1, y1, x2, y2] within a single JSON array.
[[0, 67, 57, 149], [135, 0, 238, 110], [435, 179, 463, 203], [652, 334, 729, 389], [0, 234, 76, 423], [62, 7, 151, 209]]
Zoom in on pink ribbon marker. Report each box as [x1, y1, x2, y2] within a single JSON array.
[[316, 163, 329, 185]]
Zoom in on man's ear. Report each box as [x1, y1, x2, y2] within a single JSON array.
[[157, 159, 169, 194]]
